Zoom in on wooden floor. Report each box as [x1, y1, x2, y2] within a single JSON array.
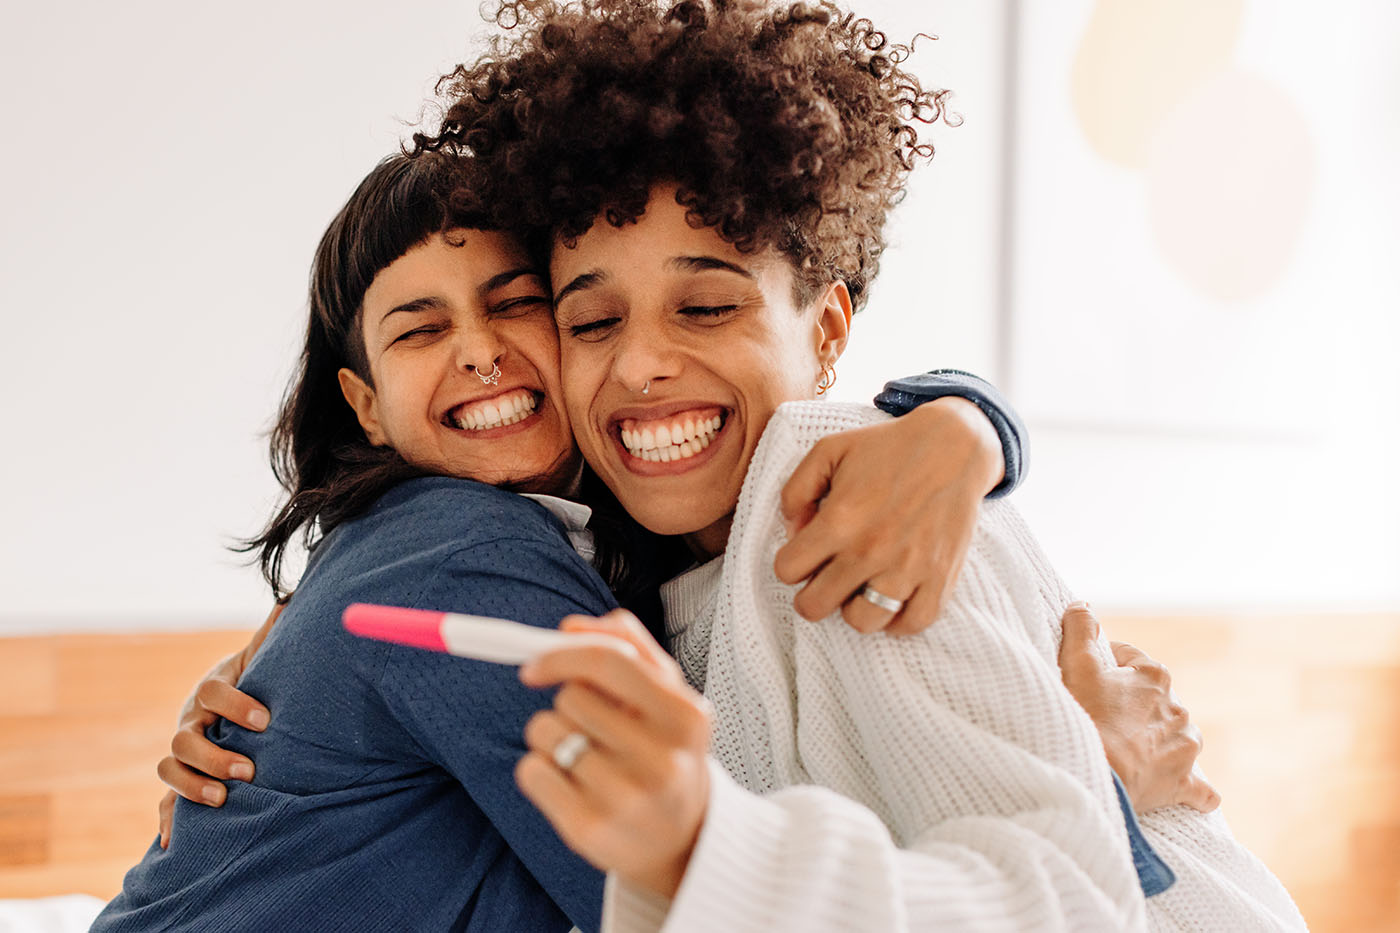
[[2, 614, 1398, 930]]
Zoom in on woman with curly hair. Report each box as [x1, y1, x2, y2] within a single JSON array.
[[413, 0, 1306, 930], [95, 149, 1043, 931], [123, 2, 1240, 931]]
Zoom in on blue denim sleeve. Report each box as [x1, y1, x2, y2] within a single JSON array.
[[1112, 770, 1176, 898], [376, 531, 619, 933], [872, 369, 1028, 498]]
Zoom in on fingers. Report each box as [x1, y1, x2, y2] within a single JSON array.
[[1058, 602, 1105, 680], [1109, 640, 1147, 668], [551, 685, 662, 781], [558, 609, 670, 671], [883, 550, 963, 636], [157, 755, 227, 807], [514, 750, 604, 857], [774, 489, 859, 591], [170, 727, 255, 783], [521, 642, 701, 745], [778, 435, 840, 529], [1178, 773, 1222, 813], [790, 551, 862, 622], [839, 576, 914, 635], [192, 679, 270, 733], [158, 791, 175, 850]]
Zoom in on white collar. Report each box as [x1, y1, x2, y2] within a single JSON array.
[[521, 494, 595, 561]]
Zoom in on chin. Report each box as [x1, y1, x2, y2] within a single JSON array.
[[614, 492, 719, 538]]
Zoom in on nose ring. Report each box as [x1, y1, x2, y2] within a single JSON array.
[[477, 361, 501, 386], [641, 380, 651, 395]]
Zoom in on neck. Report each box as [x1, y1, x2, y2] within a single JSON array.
[[683, 513, 733, 562]]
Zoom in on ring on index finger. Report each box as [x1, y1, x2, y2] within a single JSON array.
[[860, 585, 904, 614]]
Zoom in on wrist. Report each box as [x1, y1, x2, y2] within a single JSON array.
[[629, 765, 710, 899], [920, 396, 1005, 495]]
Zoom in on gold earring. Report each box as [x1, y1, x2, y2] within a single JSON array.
[[816, 363, 836, 395]]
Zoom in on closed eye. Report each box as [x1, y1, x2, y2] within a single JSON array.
[[681, 304, 740, 318], [391, 324, 445, 344], [491, 295, 552, 316], [565, 317, 621, 340]]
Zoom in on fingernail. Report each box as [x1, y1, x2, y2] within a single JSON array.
[[229, 762, 253, 782], [248, 709, 270, 730], [519, 662, 538, 682], [1067, 600, 1089, 612], [202, 785, 224, 805]]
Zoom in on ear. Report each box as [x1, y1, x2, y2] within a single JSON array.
[[812, 280, 852, 368], [337, 368, 389, 446]]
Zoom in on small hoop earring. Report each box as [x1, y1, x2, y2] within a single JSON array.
[[816, 364, 836, 395]]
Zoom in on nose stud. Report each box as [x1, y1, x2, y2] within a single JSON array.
[[641, 380, 651, 395], [477, 361, 501, 386]]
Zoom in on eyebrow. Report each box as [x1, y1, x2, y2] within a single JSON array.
[[552, 255, 754, 306], [552, 270, 607, 306], [379, 268, 543, 323], [669, 255, 755, 279], [380, 296, 446, 323], [478, 267, 543, 297]]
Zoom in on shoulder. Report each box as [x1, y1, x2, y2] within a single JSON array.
[[298, 476, 612, 614], [362, 476, 567, 543], [736, 401, 891, 508], [763, 400, 890, 448]]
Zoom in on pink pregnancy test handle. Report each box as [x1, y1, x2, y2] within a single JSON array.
[[343, 603, 447, 652]]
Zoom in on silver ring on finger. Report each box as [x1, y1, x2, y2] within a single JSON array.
[[860, 585, 904, 614], [551, 731, 591, 773]]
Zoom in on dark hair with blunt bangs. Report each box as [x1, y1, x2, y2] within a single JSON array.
[[241, 153, 674, 622], [242, 153, 472, 598], [414, 0, 953, 311]]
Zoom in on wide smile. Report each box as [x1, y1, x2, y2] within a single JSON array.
[[442, 387, 545, 437], [610, 404, 730, 474]]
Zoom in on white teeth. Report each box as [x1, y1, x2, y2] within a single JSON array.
[[620, 411, 724, 462], [452, 390, 537, 431]]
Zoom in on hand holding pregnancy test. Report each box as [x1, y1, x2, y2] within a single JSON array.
[[513, 609, 714, 899], [342, 603, 637, 665]]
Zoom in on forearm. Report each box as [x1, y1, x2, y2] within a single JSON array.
[[873, 369, 1028, 498]]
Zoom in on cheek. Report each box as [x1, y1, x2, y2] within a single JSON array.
[[558, 348, 603, 419]]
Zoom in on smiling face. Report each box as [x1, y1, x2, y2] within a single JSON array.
[[551, 188, 851, 557], [338, 229, 580, 493]]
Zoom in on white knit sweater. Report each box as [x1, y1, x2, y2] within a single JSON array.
[[603, 401, 1306, 932]]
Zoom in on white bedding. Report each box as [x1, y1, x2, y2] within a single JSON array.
[[0, 895, 104, 933]]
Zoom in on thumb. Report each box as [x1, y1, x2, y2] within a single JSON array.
[[559, 609, 671, 670], [158, 791, 176, 850], [1178, 774, 1222, 813], [1058, 601, 1103, 678]]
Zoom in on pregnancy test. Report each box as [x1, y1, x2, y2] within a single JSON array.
[[342, 602, 632, 665]]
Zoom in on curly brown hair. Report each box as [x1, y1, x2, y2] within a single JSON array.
[[415, 0, 952, 310]]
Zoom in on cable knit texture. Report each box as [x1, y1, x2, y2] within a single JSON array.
[[606, 401, 1306, 932]]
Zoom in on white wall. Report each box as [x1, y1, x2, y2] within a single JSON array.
[[1, 0, 494, 631], [1, 1, 1394, 634], [1000, 0, 1400, 612]]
